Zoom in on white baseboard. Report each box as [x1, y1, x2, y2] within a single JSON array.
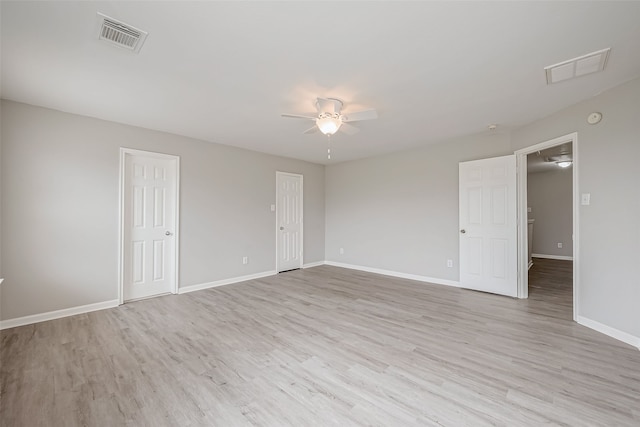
[[532, 253, 573, 261], [303, 261, 325, 268], [0, 299, 120, 330], [577, 315, 640, 350], [325, 261, 460, 288], [178, 270, 277, 294]]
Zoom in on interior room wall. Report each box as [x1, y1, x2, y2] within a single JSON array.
[[325, 132, 512, 282], [527, 168, 573, 258], [0, 100, 325, 321], [0, 101, 3, 279], [512, 76, 640, 341], [325, 76, 639, 344], [3, 76, 639, 346]]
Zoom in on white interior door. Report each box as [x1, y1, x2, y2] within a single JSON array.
[[459, 155, 517, 297], [276, 172, 303, 272], [122, 150, 178, 301]]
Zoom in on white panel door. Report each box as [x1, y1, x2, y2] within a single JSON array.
[[276, 172, 303, 272], [459, 155, 517, 297], [123, 151, 178, 301]]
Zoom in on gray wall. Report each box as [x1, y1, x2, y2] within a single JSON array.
[[3, 76, 639, 342], [0, 101, 2, 278], [527, 168, 573, 257], [325, 132, 512, 281], [0, 100, 325, 320], [325, 77, 640, 341], [512, 77, 640, 339]]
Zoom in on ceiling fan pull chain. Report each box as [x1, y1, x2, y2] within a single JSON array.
[[327, 135, 331, 160]]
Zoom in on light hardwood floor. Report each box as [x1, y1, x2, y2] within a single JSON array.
[[2, 260, 639, 426]]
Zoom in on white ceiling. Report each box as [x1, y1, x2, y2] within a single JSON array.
[[2, 1, 640, 165]]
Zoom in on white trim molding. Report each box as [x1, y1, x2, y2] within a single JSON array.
[[577, 316, 640, 350], [0, 299, 120, 330], [178, 271, 277, 294], [302, 261, 325, 268], [325, 261, 460, 288], [532, 254, 574, 261]]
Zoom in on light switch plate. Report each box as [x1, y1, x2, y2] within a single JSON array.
[[581, 193, 591, 205]]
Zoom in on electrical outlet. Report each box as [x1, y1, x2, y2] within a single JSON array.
[[339, 248, 344, 255], [557, 243, 562, 249], [242, 256, 248, 265], [447, 259, 453, 268]]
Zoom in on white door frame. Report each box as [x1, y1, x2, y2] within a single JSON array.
[[275, 171, 303, 272], [118, 148, 180, 304], [515, 132, 578, 320]]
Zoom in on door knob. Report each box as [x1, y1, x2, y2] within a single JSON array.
[[165, 231, 173, 236], [279, 226, 284, 230], [460, 229, 466, 234]]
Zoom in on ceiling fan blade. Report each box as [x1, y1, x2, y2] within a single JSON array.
[[281, 113, 316, 120], [341, 109, 378, 122], [339, 123, 360, 135], [303, 126, 319, 134], [316, 98, 336, 115]]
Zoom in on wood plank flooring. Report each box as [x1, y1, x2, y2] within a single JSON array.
[[2, 260, 639, 426]]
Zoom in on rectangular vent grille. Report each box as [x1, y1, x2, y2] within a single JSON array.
[[101, 19, 139, 48], [97, 13, 148, 53], [544, 48, 610, 85]]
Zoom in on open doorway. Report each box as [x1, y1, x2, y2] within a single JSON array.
[[526, 142, 574, 320], [516, 132, 578, 321]]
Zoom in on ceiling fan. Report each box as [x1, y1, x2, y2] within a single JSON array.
[[282, 98, 378, 136], [545, 154, 573, 168], [541, 144, 573, 168]]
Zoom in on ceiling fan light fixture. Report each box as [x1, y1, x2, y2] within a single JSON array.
[[556, 161, 572, 168], [316, 116, 341, 135], [282, 97, 377, 145]]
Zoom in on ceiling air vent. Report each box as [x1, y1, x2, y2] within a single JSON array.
[[96, 13, 148, 53], [544, 48, 611, 84]]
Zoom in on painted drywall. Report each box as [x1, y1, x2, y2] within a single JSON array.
[[325, 76, 639, 343], [527, 167, 573, 257], [0, 101, 3, 279], [0, 100, 325, 321], [512, 77, 640, 339], [325, 132, 512, 281]]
